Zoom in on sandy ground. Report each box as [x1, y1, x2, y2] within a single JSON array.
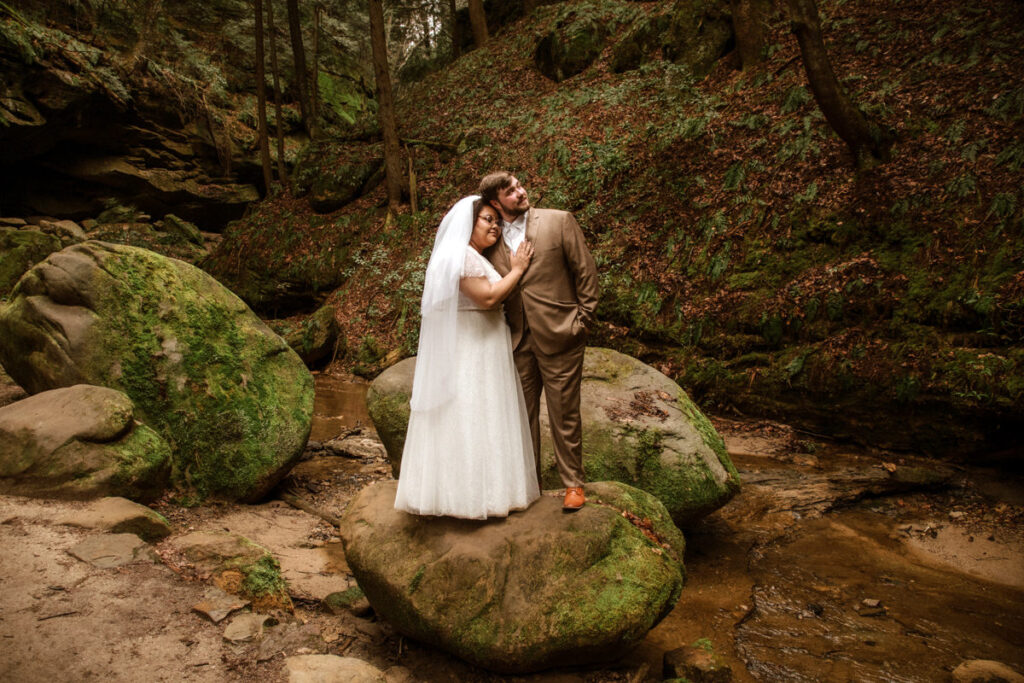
[[1, 416, 1023, 682]]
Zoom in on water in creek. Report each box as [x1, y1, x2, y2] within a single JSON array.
[[310, 378, 1024, 681], [310, 373, 372, 442]]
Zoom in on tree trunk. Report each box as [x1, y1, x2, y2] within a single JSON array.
[[368, 0, 404, 213], [786, 0, 891, 166], [266, 0, 290, 193], [468, 0, 488, 48], [254, 0, 273, 192], [286, 0, 310, 134], [448, 0, 461, 58], [406, 143, 418, 213], [730, 0, 767, 70], [311, 3, 322, 139]]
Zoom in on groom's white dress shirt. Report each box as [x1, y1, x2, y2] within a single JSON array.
[[502, 211, 528, 254]]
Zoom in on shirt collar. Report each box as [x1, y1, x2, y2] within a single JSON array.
[[503, 210, 528, 232]]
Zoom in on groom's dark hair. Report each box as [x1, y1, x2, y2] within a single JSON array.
[[478, 171, 515, 204]]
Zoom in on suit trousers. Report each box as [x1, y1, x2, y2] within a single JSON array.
[[514, 330, 585, 488]]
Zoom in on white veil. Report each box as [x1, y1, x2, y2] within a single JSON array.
[[409, 195, 480, 412]]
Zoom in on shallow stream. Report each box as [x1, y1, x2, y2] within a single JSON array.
[[309, 376, 1024, 681]]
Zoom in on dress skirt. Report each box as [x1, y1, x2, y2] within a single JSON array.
[[394, 308, 540, 519]]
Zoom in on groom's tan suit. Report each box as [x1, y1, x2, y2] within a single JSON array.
[[487, 208, 599, 488]]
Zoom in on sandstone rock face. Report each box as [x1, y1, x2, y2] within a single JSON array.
[[0, 385, 171, 501], [367, 348, 739, 525], [285, 655, 387, 683], [0, 241, 314, 501], [0, 227, 61, 295], [57, 496, 172, 541], [339, 479, 685, 674]]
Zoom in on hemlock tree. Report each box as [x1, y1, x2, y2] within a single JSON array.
[[286, 0, 311, 134], [731, 0, 769, 70], [369, 0, 404, 213], [468, 0, 488, 48], [255, 0, 273, 191], [266, 0, 290, 192]]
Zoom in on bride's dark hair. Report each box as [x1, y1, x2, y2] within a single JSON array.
[[472, 198, 494, 224]]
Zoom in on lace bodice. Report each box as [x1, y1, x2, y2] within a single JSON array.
[[459, 246, 500, 309]]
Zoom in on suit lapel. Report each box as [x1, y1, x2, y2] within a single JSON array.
[[526, 208, 539, 245], [493, 239, 511, 276]]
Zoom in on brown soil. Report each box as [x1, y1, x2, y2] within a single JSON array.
[[2, 394, 1022, 681]]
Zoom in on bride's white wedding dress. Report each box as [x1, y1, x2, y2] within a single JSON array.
[[394, 246, 539, 519]]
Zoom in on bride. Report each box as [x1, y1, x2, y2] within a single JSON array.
[[394, 195, 540, 519]]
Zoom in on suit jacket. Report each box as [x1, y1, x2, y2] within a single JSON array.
[[486, 208, 599, 355]]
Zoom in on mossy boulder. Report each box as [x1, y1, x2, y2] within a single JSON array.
[[534, 11, 608, 82], [0, 227, 61, 296], [611, 15, 669, 74], [160, 214, 204, 246], [0, 241, 314, 502], [339, 479, 685, 674], [365, 359, 414, 475], [166, 530, 291, 610], [279, 304, 341, 367], [291, 141, 383, 214], [662, 0, 735, 78], [367, 348, 739, 525], [0, 384, 171, 501]]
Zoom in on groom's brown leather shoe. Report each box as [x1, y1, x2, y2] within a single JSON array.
[[563, 487, 585, 511]]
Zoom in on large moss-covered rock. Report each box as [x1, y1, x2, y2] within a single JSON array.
[[0, 227, 61, 296], [367, 348, 739, 525], [0, 384, 171, 501], [292, 141, 383, 213], [662, 0, 735, 78], [0, 241, 314, 501], [534, 11, 608, 82], [278, 304, 341, 367], [610, 15, 669, 74], [365, 359, 413, 475], [339, 479, 684, 674]]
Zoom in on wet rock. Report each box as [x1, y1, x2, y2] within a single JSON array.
[[284, 654, 385, 683], [339, 479, 685, 674], [57, 496, 172, 541], [0, 241, 314, 502], [223, 612, 271, 643], [0, 385, 171, 502], [322, 434, 386, 460], [0, 227, 61, 295], [0, 217, 27, 227], [952, 660, 1024, 683], [67, 532, 156, 568], [369, 348, 740, 525], [664, 642, 733, 682]]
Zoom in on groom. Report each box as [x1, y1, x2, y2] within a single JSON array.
[[479, 171, 599, 511]]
